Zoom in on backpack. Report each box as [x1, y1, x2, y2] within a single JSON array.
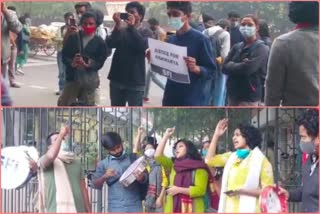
[[204, 28, 224, 58]]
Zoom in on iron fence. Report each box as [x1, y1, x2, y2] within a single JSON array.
[[1, 108, 306, 212]]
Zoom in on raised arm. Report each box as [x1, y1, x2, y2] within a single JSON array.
[[205, 119, 228, 163], [155, 127, 175, 158], [133, 127, 146, 154], [39, 126, 69, 169]]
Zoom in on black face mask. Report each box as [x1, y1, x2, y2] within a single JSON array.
[[110, 149, 124, 158]]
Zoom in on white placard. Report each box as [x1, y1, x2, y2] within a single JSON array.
[[148, 38, 190, 84]]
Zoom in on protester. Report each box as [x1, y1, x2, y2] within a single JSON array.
[[223, 15, 269, 106], [133, 127, 166, 212], [1, 2, 22, 81], [144, 18, 166, 103], [228, 11, 244, 47], [162, 1, 216, 106], [258, 20, 272, 48], [37, 126, 91, 212], [203, 18, 231, 106], [155, 127, 209, 213], [92, 132, 148, 212], [58, 10, 108, 106], [107, 2, 153, 106], [16, 16, 30, 75], [55, 12, 74, 95], [205, 119, 274, 212], [277, 109, 319, 212], [74, 2, 92, 24], [265, 1, 318, 106]]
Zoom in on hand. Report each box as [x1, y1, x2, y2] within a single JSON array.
[[184, 57, 200, 75], [133, 170, 145, 182], [29, 159, 38, 173], [164, 127, 175, 138], [155, 197, 163, 208], [67, 26, 78, 34], [213, 119, 228, 138], [145, 49, 151, 62], [138, 126, 145, 136], [275, 185, 289, 200], [60, 126, 69, 137], [113, 13, 121, 25], [225, 189, 241, 197], [103, 168, 117, 179], [125, 13, 135, 27], [166, 186, 180, 196]]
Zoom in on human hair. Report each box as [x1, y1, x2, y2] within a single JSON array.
[[236, 124, 262, 149], [217, 19, 230, 30], [79, 11, 97, 25], [258, 19, 270, 37], [75, 2, 91, 10], [91, 9, 104, 26], [125, 1, 146, 22], [19, 16, 26, 25], [288, 1, 319, 25], [173, 139, 202, 160], [64, 12, 74, 19], [202, 13, 214, 23], [46, 132, 59, 146], [241, 14, 260, 27], [166, 1, 192, 15], [228, 11, 240, 19], [142, 136, 158, 150], [101, 132, 122, 150], [7, 6, 16, 11], [296, 109, 319, 137], [148, 18, 159, 26]]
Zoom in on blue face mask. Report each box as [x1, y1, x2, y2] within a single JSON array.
[[201, 149, 208, 157], [168, 17, 184, 31], [236, 149, 250, 159], [239, 25, 256, 38]]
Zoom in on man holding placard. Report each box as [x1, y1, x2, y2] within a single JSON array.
[[149, 1, 216, 106]]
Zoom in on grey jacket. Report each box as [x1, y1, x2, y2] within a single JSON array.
[[265, 27, 318, 106], [1, 10, 22, 64], [289, 155, 319, 212]]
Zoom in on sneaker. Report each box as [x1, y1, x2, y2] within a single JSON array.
[[55, 89, 60, 95], [143, 97, 149, 102]]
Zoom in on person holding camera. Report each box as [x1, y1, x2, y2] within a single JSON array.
[[107, 2, 153, 106], [58, 10, 108, 106]]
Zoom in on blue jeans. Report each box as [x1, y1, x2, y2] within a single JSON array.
[[57, 51, 66, 92], [212, 71, 227, 106]]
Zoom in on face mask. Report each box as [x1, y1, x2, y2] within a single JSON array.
[[300, 141, 315, 154], [82, 26, 96, 35], [239, 26, 256, 38], [168, 17, 184, 31], [231, 21, 239, 28], [144, 148, 155, 158], [201, 149, 208, 157], [236, 149, 250, 159]]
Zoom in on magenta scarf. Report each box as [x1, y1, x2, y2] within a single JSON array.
[[173, 158, 208, 212]]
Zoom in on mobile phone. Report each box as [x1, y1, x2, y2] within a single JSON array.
[[69, 18, 76, 26], [224, 190, 235, 195], [120, 13, 129, 20]]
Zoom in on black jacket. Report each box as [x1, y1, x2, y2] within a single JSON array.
[[223, 40, 269, 102], [107, 26, 152, 87], [62, 31, 108, 81]]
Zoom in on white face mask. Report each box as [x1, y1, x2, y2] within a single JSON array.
[[144, 148, 155, 158]]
